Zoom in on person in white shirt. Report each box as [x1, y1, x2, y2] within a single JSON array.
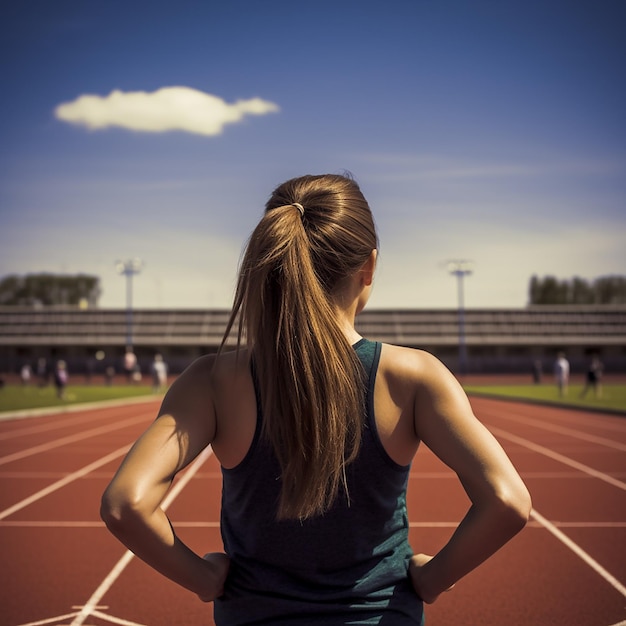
[[554, 352, 570, 397]]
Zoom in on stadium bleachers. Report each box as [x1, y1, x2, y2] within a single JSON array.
[[1, 305, 625, 375]]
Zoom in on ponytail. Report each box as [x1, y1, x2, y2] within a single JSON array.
[[221, 174, 378, 520]]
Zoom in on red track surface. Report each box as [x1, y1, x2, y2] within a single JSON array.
[[1, 395, 625, 626]]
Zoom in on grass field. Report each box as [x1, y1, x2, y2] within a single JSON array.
[[464, 383, 626, 414], [1, 381, 625, 416], [0, 383, 158, 413]]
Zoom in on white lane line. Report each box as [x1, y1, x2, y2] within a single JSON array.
[[481, 400, 626, 433], [0, 407, 136, 441], [0, 445, 130, 520], [531, 508, 626, 598], [0, 395, 159, 423], [537, 522, 626, 528], [519, 472, 626, 479], [0, 414, 148, 466], [17, 605, 146, 626], [492, 413, 626, 452], [487, 425, 626, 491], [411, 471, 626, 480], [69, 445, 214, 626], [0, 472, 75, 478], [1, 521, 105, 527], [0, 413, 91, 441], [0, 471, 120, 479], [17, 611, 85, 626]]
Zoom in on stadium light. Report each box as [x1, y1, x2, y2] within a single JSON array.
[[447, 260, 473, 375], [115, 258, 143, 349]]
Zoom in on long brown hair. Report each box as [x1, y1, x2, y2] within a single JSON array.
[[221, 174, 378, 520]]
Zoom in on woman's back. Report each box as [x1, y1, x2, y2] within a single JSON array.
[[209, 344, 422, 474]]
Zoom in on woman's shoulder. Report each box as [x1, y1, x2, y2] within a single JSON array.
[[377, 342, 460, 395], [380, 344, 476, 425], [378, 342, 441, 376], [181, 347, 249, 373], [166, 349, 250, 396]]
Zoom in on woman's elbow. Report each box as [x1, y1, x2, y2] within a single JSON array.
[[499, 483, 532, 532], [100, 485, 141, 531], [100, 487, 122, 529]]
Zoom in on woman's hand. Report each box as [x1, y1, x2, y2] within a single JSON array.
[[197, 552, 231, 602], [409, 553, 454, 604]]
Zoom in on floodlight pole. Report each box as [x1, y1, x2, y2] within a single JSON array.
[[448, 260, 473, 375], [116, 258, 143, 350]]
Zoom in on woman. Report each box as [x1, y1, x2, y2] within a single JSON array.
[[101, 173, 531, 625]]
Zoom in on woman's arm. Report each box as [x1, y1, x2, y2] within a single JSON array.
[[100, 355, 230, 601], [408, 351, 532, 603]]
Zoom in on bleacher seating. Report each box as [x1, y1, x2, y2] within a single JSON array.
[[1, 305, 625, 374]]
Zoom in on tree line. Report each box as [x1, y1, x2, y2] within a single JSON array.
[[0, 273, 101, 306], [529, 275, 626, 305], [1, 272, 624, 307]]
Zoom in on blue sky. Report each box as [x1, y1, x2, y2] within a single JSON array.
[[1, 0, 624, 309]]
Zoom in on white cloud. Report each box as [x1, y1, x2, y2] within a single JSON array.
[[54, 86, 280, 136]]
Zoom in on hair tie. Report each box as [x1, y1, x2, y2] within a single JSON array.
[[293, 202, 305, 216]]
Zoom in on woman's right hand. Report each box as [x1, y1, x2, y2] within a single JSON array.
[[409, 553, 454, 604]]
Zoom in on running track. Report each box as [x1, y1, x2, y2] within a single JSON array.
[[1, 395, 625, 626]]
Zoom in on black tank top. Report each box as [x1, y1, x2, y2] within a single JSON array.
[[214, 339, 424, 625]]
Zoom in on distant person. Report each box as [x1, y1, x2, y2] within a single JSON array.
[[532, 359, 542, 384], [36, 357, 49, 387], [132, 363, 143, 383], [580, 355, 604, 399], [53, 360, 68, 399], [105, 365, 116, 386], [554, 352, 570, 397], [85, 355, 96, 385], [123, 347, 137, 384], [20, 363, 32, 386], [101, 173, 531, 624], [150, 353, 168, 393]]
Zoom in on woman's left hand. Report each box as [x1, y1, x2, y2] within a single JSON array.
[[197, 552, 231, 602]]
